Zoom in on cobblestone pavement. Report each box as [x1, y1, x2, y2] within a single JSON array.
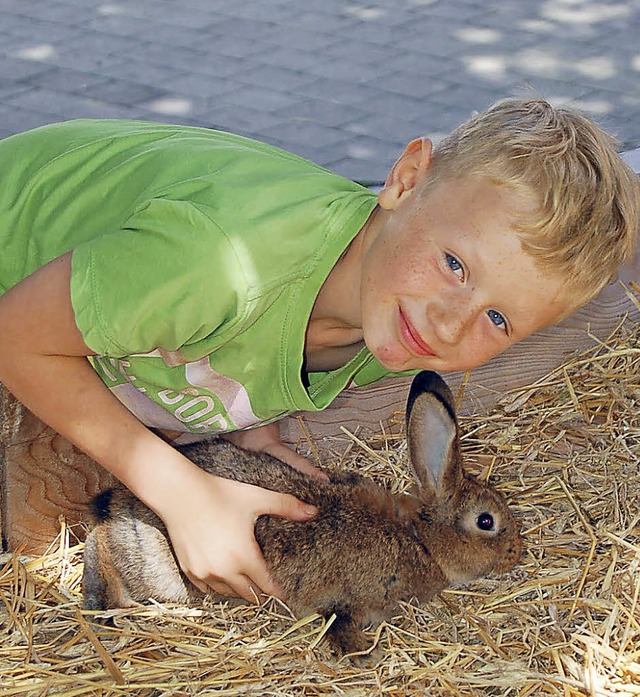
[[0, 0, 639, 182]]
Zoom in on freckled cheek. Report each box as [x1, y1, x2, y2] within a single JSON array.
[[377, 344, 406, 368], [453, 327, 504, 368], [392, 254, 434, 294], [405, 262, 428, 287], [368, 332, 412, 371]]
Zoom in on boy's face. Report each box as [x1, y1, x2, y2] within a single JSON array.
[[359, 172, 573, 373]]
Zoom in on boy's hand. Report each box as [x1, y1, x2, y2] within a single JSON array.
[[159, 463, 317, 602], [222, 421, 329, 480], [156, 422, 327, 601], [153, 423, 328, 600]]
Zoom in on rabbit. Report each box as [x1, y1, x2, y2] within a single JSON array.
[[83, 370, 522, 655]]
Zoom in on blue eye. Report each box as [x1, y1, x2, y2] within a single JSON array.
[[446, 253, 464, 280], [487, 309, 507, 330]]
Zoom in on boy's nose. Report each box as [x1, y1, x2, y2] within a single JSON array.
[[431, 302, 475, 345]]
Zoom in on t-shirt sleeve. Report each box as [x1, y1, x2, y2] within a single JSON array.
[[70, 198, 247, 357]]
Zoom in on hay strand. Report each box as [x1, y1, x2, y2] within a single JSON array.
[[1, 322, 638, 695]]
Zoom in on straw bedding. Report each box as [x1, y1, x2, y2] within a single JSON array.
[[1, 320, 638, 696]]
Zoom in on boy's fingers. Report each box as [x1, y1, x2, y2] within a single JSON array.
[[223, 424, 329, 481], [183, 570, 235, 599], [219, 575, 257, 603], [264, 443, 329, 480], [210, 571, 279, 604], [261, 490, 317, 521], [242, 554, 284, 601], [188, 573, 262, 604], [188, 577, 211, 595]]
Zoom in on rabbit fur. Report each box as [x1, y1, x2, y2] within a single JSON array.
[[83, 371, 522, 655]]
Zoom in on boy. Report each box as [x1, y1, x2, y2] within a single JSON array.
[[0, 98, 637, 603]]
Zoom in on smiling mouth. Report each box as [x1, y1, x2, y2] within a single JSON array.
[[398, 307, 436, 357]]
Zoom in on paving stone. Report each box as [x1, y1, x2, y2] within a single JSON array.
[[191, 103, 288, 136], [232, 64, 321, 92], [304, 57, 397, 83], [10, 0, 96, 25], [220, 83, 302, 112], [0, 56, 55, 81], [11, 45, 123, 73], [122, 44, 212, 72], [28, 67, 112, 94], [206, 0, 296, 24], [326, 40, 401, 68], [52, 30, 143, 58], [191, 30, 279, 61], [80, 79, 168, 107], [0, 105, 77, 138], [137, 93, 213, 121], [345, 111, 432, 146], [262, 102, 363, 139], [0, 17, 82, 45], [0, 0, 638, 183], [280, 140, 357, 172], [252, 46, 327, 73], [293, 77, 383, 107], [153, 73, 239, 100], [3, 87, 142, 120], [351, 89, 455, 126], [93, 60, 191, 86], [0, 81, 34, 103], [83, 0, 215, 30], [82, 14, 180, 43], [261, 26, 343, 53], [258, 119, 353, 151]]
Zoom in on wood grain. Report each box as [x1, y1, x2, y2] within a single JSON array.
[[0, 391, 115, 552]]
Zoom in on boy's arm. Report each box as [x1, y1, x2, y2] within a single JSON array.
[[0, 252, 316, 601]]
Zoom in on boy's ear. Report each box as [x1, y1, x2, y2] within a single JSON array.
[[378, 137, 433, 210]]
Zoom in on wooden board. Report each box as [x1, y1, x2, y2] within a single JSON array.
[[0, 392, 115, 552], [1, 149, 639, 553]]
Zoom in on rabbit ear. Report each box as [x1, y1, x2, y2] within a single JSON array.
[[406, 371, 460, 492]]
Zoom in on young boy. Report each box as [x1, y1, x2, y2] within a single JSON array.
[[0, 98, 637, 603]]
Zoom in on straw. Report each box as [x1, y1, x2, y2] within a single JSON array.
[[1, 321, 638, 696]]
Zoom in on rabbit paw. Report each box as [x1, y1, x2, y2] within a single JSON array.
[[325, 608, 377, 660]]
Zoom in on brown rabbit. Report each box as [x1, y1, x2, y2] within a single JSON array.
[[83, 371, 521, 655]]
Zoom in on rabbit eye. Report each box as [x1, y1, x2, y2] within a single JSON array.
[[476, 512, 495, 531]]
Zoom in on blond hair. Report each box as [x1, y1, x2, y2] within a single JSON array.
[[428, 98, 640, 308]]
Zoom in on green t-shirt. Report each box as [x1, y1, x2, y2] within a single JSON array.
[[0, 119, 396, 436]]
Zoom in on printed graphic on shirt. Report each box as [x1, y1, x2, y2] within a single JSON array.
[[90, 352, 261, 434]]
